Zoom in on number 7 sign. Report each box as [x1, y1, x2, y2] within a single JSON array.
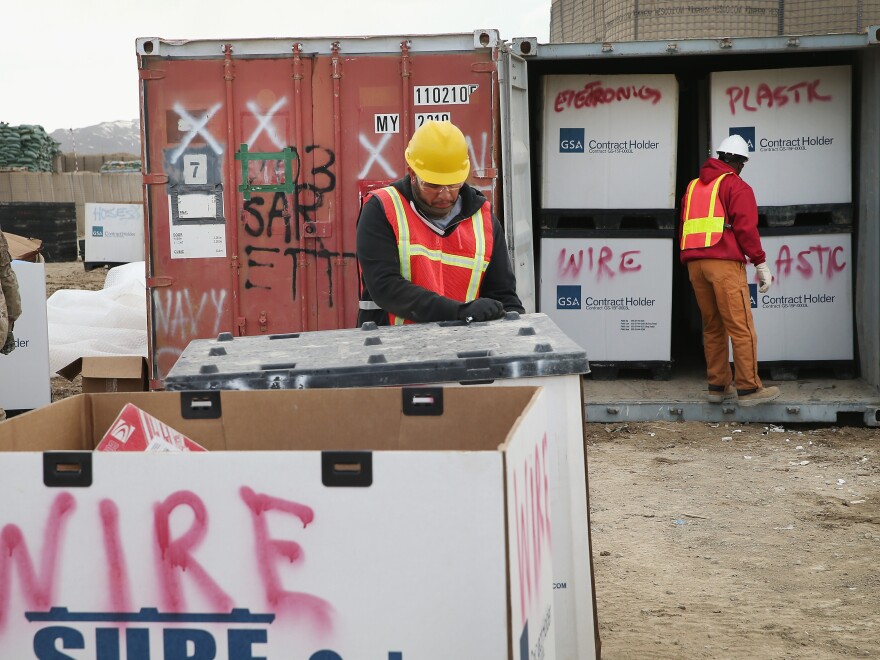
[[183, 153, 208, 185]]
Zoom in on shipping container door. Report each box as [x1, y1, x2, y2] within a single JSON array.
[[139, 35, 500, 385], [140, 45, 330, 383], [500, 47, 537, 313], [140, 52, 242, 384], [231, 54, 322, 339]]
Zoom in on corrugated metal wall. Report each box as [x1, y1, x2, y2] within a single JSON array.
[[551, 0, 880, 42]]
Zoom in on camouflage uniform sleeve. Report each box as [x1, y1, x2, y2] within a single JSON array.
[[0, 230, 22, 322]]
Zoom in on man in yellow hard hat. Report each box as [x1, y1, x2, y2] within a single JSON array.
[[356, 120, 524, 326]]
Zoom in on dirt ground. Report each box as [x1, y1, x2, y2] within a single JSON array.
[[43, 262, 880, 659]]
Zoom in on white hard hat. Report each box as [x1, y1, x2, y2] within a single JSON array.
[[716, 134, 750, 160]]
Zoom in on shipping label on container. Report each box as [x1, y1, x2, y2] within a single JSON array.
[[414, 84, 479, 105], [0, 261, 50, 410], [0, 451, 512, 658], [539, 237, 672, 361], [167, 196, 227, 259], [737, 233, 853, 361], [541, 74, 679, 210], [84, 203, 145, 264], [710, 66, 852, 206]]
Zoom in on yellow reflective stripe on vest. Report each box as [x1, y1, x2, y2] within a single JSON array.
[[682, 173, 730, 248], [386, 187, 488, 280], [465, 208, 487, 302], [388, 188, 412, 283]]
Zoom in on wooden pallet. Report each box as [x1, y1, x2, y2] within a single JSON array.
[[761, 361, 856, 382], [543, 209, 677, 231], [759, 204, 852, 228], [587, 361, 673, 381]]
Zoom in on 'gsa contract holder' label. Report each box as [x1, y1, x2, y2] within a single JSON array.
[[540, 237, 672, 361], [583, 296, 656, 309], [542, 73, 679, 209], [738, 233, 853, 361]]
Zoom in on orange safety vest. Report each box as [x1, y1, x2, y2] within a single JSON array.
[[368, 186, 494, 325], [681, 172, 731, 250]]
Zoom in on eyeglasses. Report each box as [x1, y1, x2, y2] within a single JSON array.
[[415, 176, 464, 194]]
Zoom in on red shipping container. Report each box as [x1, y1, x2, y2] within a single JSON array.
[[97, 402, 207, 452], [137, 32, 503, 386]]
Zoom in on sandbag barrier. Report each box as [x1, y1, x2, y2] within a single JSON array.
[[0, 123, 61, 173]]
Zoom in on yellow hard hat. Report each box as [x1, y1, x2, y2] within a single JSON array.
[[405, 120, 470, 185]]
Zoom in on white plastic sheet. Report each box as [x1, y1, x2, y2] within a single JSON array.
[[47, 261, 148, 376]]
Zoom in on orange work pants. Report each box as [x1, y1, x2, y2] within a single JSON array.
[[687, 259, 762, 392]]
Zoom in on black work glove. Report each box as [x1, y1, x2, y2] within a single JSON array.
[[1, 331, 14, 355], [457, 298, 505, 323]]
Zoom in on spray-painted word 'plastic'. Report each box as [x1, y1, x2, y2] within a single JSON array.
[[725, 80, 832, 115]]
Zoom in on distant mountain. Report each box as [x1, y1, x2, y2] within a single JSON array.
[[50, 120, 140, 156]]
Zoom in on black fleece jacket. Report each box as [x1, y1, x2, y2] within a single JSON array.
[[356, 176, 524, 326]]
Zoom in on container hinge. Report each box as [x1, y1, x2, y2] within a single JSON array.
[[471, 61, 496, 73], [139, 68, 166, 80], [143, 173, 169, 185], [302, 221, 331, 237], [146, 276, 173, 288]]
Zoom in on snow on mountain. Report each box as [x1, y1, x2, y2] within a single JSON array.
[[50, 119, 140, 156]]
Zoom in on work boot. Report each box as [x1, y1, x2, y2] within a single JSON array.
[[737, 386, 781, 407], [707, 383, 736, 403]]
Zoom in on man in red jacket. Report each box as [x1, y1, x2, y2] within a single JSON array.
[[680, 135, 780, 407]]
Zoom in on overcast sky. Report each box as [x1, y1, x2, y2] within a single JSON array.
[[1, 0, 550, 132]]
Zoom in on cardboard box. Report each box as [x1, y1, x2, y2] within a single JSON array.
[[739, 233, 854, 362], [541, 73, 679, 209], [0, 386, 556, 659], [58, 355, 147, 393], [710, 66, 852, 206], [540, 236, 673, 361], [164, 312, 597, 660]]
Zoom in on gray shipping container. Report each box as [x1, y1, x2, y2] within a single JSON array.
[[496, 29, 880, 425]]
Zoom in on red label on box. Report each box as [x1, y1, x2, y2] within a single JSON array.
[[96, 403, 207, 452]]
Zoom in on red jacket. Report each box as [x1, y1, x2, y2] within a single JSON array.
[[679, 158, 766, 266]]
